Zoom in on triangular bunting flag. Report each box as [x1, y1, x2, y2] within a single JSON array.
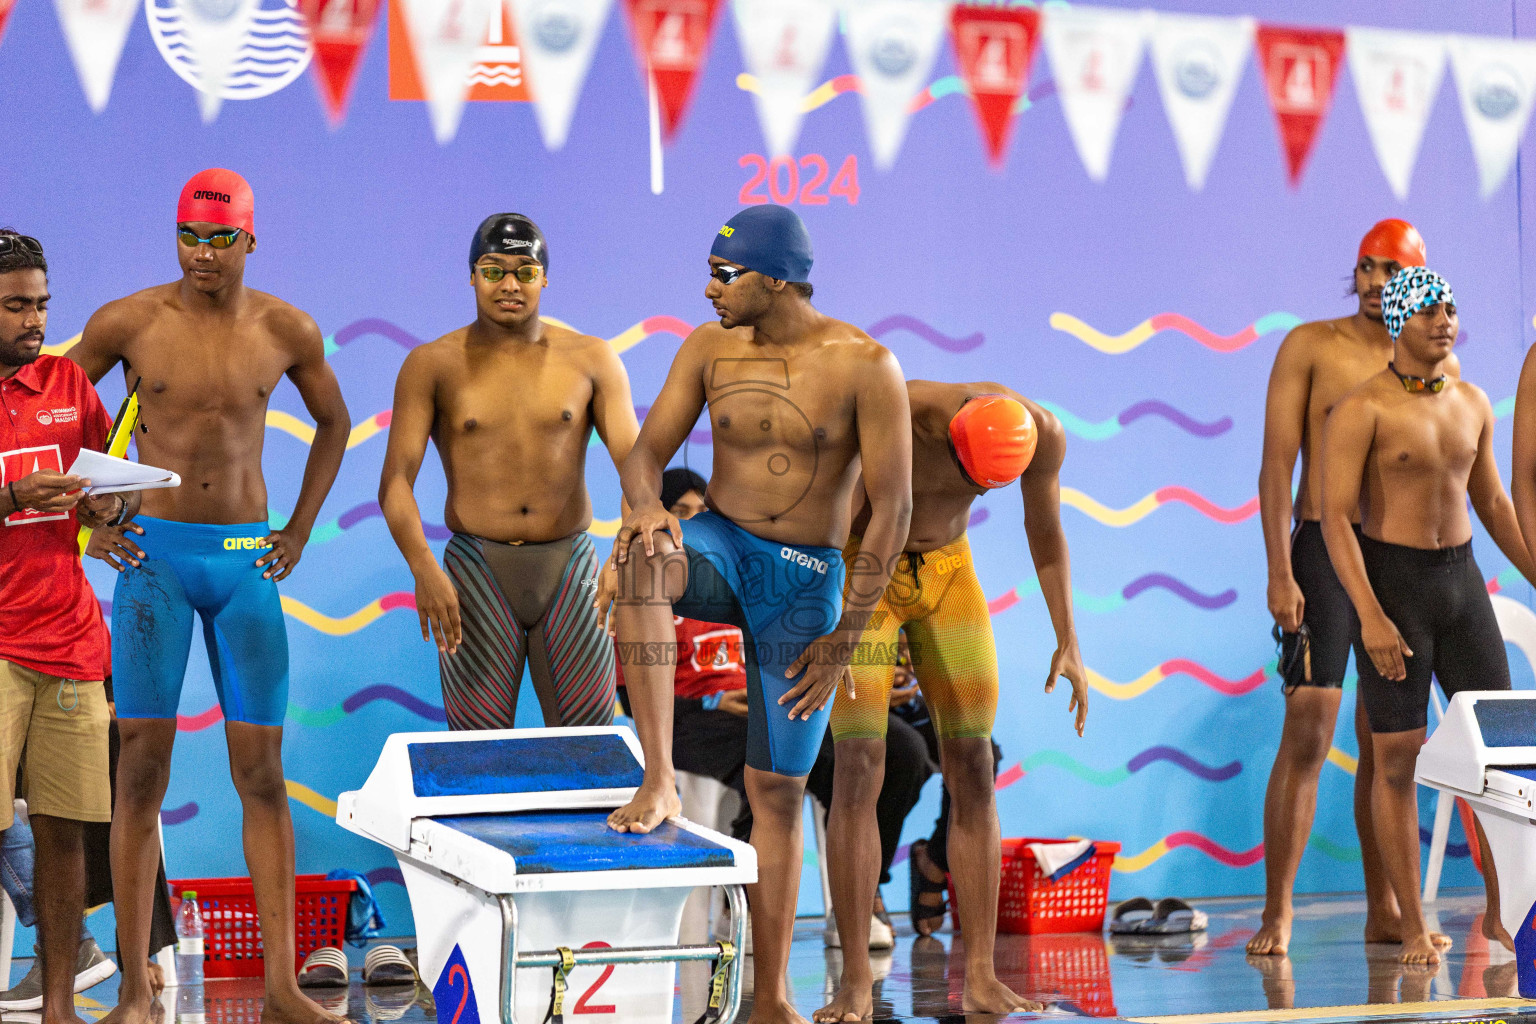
[[55, 0, 141, 112], [400, 0, 500, 143], [174, 0, 263, 122], [1449, 34, 1536, 198], [949, 3, 1041, 167], [299, 0, 382, 127], [1347, 27, 1445, 201], [624, 0, 724, 142], [732, 0, 837, 157], [842, 0, 949, 171], [1149, 12, 1252, 191], [1042, 4, 1149, 181], [511, 0, 613, 150], [1254, 24, 1345, 186], [0, 0, 14, 46]]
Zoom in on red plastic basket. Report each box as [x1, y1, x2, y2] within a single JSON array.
[[947, 837, 1120, 935], [169, 874, 357, 978]]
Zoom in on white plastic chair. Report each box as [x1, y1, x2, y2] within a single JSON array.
[[1422, 593, 1536, 901]]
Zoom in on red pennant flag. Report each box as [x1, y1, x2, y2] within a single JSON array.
[[949, 4, 1041, 167], [300, 0, 383, 126], [1255, 24, 1345, 186], [625, 0, 723, 142], [0, 0, 15, 47]]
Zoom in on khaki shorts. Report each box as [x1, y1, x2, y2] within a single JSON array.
[[0, 659, 111, 828]]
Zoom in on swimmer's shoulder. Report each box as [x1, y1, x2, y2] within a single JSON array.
[[248, 290, 325, 356], [540, 318, 621, 368], [81, 285, 174, 349], [399, 326, 470, 377], [821, 316, 897, 373], [1274, 317, 1342, 365]]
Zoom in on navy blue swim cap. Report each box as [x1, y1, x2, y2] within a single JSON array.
[[470, 213, 548, 271], [709, 206, 813, 283]]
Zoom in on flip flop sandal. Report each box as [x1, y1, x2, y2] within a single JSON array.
[[297, 946, 350, 988], [1109, 896, 1156, 934], [363, 945, 419, 986], [1143, 897, 1208, 935], [907, 840, 949, 934]]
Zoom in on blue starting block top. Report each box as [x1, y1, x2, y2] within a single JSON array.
[[408, 734, 645, 797], [437, 810, 737, 874], [1502, 766, 1536, 782], [1475, 699, 1536, 749]]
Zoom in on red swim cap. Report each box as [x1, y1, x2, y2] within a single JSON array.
[[949, 395, 1037, 489], [177, 168, 255, 237], [1358, 219, 1425, 268]]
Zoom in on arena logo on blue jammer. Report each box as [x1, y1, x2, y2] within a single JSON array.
[[432, 945, 482, 1024]]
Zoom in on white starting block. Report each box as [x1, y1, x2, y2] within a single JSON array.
[[336, 727, 756, 1024], [1416, 691, 1536, 996]]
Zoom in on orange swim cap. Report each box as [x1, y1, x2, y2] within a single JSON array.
[[949, 395, 1037, 489], [1358, 219, 1425, 268], [177, 168, 255, 237]]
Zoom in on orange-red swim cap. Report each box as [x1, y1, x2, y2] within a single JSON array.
[[177, 168, 254, 237], [1358, 219, 1425, 268], [949, 395, 1037, 489]]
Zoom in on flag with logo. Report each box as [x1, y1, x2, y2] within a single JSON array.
[[389, 1, 530, 104], [1449, 34, 1536, 198], [174, 0, 263, 122], [1254, 24, 1345, 186], [949, 3, 1041, 167], [399, 0, 501, 142], [842, 0, 950, 170], [1043, 4, 1148, 182], [0, 0, 14, 49], [1149, 12, 1252, 191], [732, 0, 837, 157], [54, 0, 142, 113], [299, 0, 382, 127], [624, 0, 724, 141], [1347, 27, 1445, 201], [511, 0, 612, 150]]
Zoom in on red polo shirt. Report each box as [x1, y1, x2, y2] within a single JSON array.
[[0, 355, 111, 680]]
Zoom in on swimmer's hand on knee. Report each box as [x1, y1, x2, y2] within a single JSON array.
[[1362, 612, 1411, 681], [87, 521, 146, 572], [255, 525, 309, 581], [782, 634, 856, 720], [614, 505, 682, 563], [415, 561, 462, 654], [1045, 636, 1088, 737]]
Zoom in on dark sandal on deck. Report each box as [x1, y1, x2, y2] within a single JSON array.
[[908, 839, 949, 935]]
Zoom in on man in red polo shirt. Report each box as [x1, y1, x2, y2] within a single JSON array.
[[0, 229, 129, 1024]]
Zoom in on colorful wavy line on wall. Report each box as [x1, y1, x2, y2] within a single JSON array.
[[994, 746, 1241, 789], [267, 500, 622, 544], [1087, 659, 1269, 699], [174, 684, 446, 732], [323, 316, 694, 358], [1049, 312, 1302, 355], [281, 593, 417, 635], [161, 781, 339, 825], [1485, 564, 1526, 595], [266, 409, 391, 449], [735, 72, 1054, 116], [987, 573, 1236, 615], [1037, 399, 1232, 441], [1061, 486, 1259, 526], [1114, 832, 1264, 872]]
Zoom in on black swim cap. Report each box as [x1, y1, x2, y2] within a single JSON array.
[[470, 213, 548, 272]]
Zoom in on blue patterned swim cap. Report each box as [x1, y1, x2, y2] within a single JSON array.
[[1381, 266, 1454, 340]]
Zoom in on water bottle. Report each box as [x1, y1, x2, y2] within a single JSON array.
[[175, 891, 206, 1009]]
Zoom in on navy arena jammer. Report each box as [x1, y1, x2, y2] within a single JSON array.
[[666, 510, 845, 777]]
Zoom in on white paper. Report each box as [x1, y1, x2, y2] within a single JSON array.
[[842, 0, 950, 171], [68, 449, 182, 494], [1043, 4, 1149, 182], [1150, 12, 1252, 191], [733, 0, 837, 156], [1449, 34, 1536, 198], [512, 0, 613, 150], [1347, 27, 1445, 201]]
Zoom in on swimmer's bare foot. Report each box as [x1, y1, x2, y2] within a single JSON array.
[[98, 985, 162, 1024], [606, 777, 681, 834], [813, 979, 873, 1022], [747, 998, 811, 1024], [1484, 912, 1515, 952], [262, 987, 353, 1024], [1430, 931, 1452, 950], [1399, 931, 1443, 965], [962, 976, 1041, 1014], [1245, 915, 1291, 956], [1363, 908, 1404, 944]]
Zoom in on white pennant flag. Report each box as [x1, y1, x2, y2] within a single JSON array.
[[512, 0, 613, 150], [842, 0, 950, 170], [1449, 34, 1536, 198], [733, 0, 836, 157], [1042, 4, 1149, 182], [1347, 27, 1445, 201], [174, 0, 261, 122], [55, 0, 142, 112], [402, 0, 500, 144], [1149, 12, 1252, 191]]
